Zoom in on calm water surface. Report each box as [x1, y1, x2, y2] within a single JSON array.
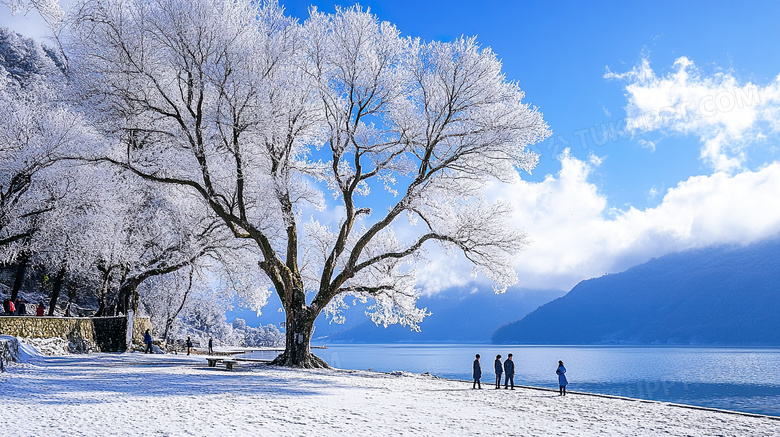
[[250, 344, 780, 417]]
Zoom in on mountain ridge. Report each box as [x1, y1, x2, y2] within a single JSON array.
[[492, 238, 780, 345]]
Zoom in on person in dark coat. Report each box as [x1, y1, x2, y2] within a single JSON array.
[[2, 299, 9, 315], [144, 329, 153, 354], [504, 353, 515, 390], [16, 299, 26, 316], [208, 337, 213, 354], [556, 360, 568, 396], [36, 302, 45, 316], [186, 336, 193, 355], [494, 354, 503, 389], [472, 354, 482, 389]]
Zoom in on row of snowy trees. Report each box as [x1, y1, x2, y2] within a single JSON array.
[[0, 27, 246, 329], [0, 0, 549, 367]]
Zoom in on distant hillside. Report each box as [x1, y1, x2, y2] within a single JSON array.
[[492, 238, 780, 345], [0, 27, 65, 84], [318, 288, 565, 343]]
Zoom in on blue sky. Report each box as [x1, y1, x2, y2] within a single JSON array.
[[3, 1, 780, 292]]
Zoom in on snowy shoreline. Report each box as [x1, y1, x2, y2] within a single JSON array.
[[1, 346, 778, 436]]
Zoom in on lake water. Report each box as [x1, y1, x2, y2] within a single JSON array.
[[246, 344, 780, 416]]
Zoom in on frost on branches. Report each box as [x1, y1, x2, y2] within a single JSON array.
[[0, 29, 84, 269], [67, 0, 550, 367]]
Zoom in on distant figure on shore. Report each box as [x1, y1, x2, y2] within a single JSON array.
[[144, 329, 153, 354], [186, 336, 193, 355], [208, 337, 213, 354], [36, 302, 45, 316], [504, 353, 515, 390], [472, 354, 482, 389], [494, 354, 503, 389], [556, 360, 567, 396]]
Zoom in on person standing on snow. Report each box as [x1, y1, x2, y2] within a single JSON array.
[[494, 355, 503, 389], [186, 336, 193, 355], [504, 353, 515, 390], [472, 354, 482, 389], [556, 360, 568, 396], [144, 329, 153, 354], [16, 299, 26, 316]]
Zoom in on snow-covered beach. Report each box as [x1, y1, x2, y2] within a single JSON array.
[[1, 344, 778, 436]]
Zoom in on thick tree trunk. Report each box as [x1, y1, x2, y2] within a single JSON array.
[[10, 255, 28, 302], [95, 268, 112, 317], [115, 281, 136, 316], [47, 266, 66, 316], [270, 308, 328, 368]]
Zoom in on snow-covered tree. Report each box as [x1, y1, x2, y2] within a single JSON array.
[[0, 32, 90, 301], [67, 0, 549, 367]]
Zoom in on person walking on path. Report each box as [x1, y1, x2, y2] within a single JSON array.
[[494, 355, 503, 389], [504, 353, 515, 390], [144, 329, 153, 354], [186, 336, 193, 355], [472, 354, 482, 389], [208, 337, 213, 354], [556, 360, 568, 396]]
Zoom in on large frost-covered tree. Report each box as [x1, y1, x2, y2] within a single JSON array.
[[67, 0, 549, 367]]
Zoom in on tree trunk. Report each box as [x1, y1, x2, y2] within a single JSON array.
[[10, 255, 28, 302], [47, 266, 66, 316], [270, 307, 328, 368], [95, 268, 112, 317], [115, 280, 136, 316]]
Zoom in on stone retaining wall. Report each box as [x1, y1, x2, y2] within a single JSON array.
[[0, 316, 152, 352]]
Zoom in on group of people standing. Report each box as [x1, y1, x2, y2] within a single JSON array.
[[2, 298, 45, 316], [472, 354, 568, 396]]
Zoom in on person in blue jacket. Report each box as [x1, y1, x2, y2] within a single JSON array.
[[472, 354, 482, 389], [144, 329, 153, 354], [494, 354, 503, 389], [504, 353, 515, 390], [556, 360, 568, 396]]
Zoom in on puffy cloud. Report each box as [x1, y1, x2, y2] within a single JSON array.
[[605, 56, 780, 172], [499, 152, 780, 290]]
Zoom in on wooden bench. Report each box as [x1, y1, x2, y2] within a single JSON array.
[[206, 357, 222, 367], [222, 359, 238, 370]]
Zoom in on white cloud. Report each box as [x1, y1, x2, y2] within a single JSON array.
[[522, 153, 780, 290], [638, 139, 656, 152], [606, 56, 780, 172]]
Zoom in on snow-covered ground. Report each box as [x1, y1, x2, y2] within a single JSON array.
[[1, 344, 778, 436]]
